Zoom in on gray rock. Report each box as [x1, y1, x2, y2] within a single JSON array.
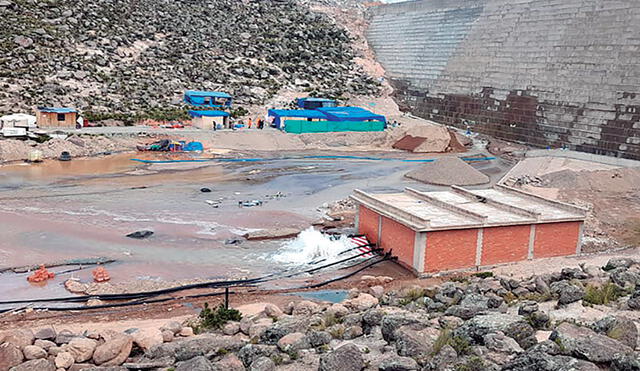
[[611, 268, 640, 289], [527, 311, 550, 330], [55, 329, 76, 344], [22, 345, 46, 360], [249, 356, 275, 371], [319, 343, 363, 371], [211, 354, 245, 371], [343, 325, 364, 340], [8, 359, 56, 371], [503, 351, 600, 370], [237, 344, 278, 367], [34, 327, 56, 341], [13, 36, 34, 48], [550, 322, 633, 363], [550, 281, 584, 305], [425, 344, 457, 371], [483, 331, 523, 354], [593, 316, 638, 349], [381, 312, 429, 342], [304, 331, 331, 347], [605, 258, 637, 270], [395, 326, 440, 363], [611, 352, 640, 371], [455, 313, 536, 349], [560, 267, 589, 280], [534, 276, 551, 296], [0, 343, 24, 370], [627, 290, 640, 310], [147, 334, 244, 361], [518, 301, 539, 316], [260, 317, 310, 344], [175, 355, 213, 371], [378, 356, 419, 371]]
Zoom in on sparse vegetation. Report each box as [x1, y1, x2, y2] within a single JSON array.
[[195, 303, 242, 331], [455, 356, 485, 371], [472, 272, 494, 279], [431, 328, 470, 356], [583, 283, 626, 305], [328, 326, 345, 339]]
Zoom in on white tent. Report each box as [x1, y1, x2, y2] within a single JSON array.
[[0, 113, 37, 128]]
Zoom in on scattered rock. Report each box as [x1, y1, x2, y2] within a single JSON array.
[[455, 313, 536, 349], [249, 356, 275, 371], [292, 301, 320, 316], [161, 321, 183, 335], [550, 322, 633, 363], [378, 356, 420, 371], [22, 345, 47, 360], [55, 352, 75, 369], [319, 343, 364, 371], [179, 327, 194, 337], [0, 342, 24, 370], [484, 331, 524, 354], [8, 359, 56, 371], [161, 330, 174, 342], [1, 329, 35, 349], [129, 328, 163, 351], [64, 338, 98, 363], [34, 327, 56, 341], [175, 355, 213, 371], [344, 293, 379, 311], [395, 327, 439, 363], [92, 334, 132, 366], [277, 332, 308, 352], [223, 322, 241, 336], [126, 230, 154, 239], [264, 304, 283, 319]]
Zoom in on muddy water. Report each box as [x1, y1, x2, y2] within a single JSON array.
[[0, 151, 505, 302]]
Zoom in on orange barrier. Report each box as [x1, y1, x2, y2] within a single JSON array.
[[27, 265, 55, 283], [92, 266, 111, 283]]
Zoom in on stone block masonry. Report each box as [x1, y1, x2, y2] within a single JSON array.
[[366, 0, 640, 160], [351, 185, 587, 275]]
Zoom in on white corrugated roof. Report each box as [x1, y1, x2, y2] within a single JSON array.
[[351, 185, 586, 231]]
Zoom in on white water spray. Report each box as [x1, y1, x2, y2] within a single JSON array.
[[271, 227, 353, 265]]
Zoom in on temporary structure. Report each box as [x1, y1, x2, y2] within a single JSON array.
[[0, 113, 37, 128]]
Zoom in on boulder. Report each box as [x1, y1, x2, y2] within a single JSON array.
[[160, 321, 183, 335], [260, 317, 310, 344], [604, 258, 637, 270], [455, 313, 536, 349], [483, 331, 524, 354], [264, 304, 283, 319], [55, 352, 75, 369], [123, 356, 175, 369], [426, 344, 457, 371], [528, 311, 551, 330], [611, 352, 640, 371], [319, 343, 364, 371], [277, 332, 308, 352], [518, 301, 539, 316], [34, 328, 56, 341], [378, 356, 420, 371], [237, 344, 278, 367], [55, 330, 77, 345], [550, 322, 633, 363], [147, 334, 245, 362], [92, 334, 132, 366], [344, 325, 364, 340], [593, 316, 638, 349], [223, 322, 241, 336], [175, 355, 213, 371], [550, 281, 585, 305], [22, 345, 46, 360], [395, 326, 440, 363], [161, 330, 174, 343], [7, 359, 56, 371], [211, 354, 245, 371], [304, 331, 332, 347], [370, 285, 385, 299], [503, 351, 600, 370], [610, 268, 640, 289], [292, 301, 319, 316], [33, 340, 55, 351], [344, 293, 379, 311], [326, 303, 349, 318], [249, 356, 275, 371], [1, 329, 34, 349], [179, 327, 194, 337], [0, 342, 24, 370], [64, 338, 97, 363], [535, 276, 551, 296], [129, 328, 163, 351], [381, 312, 430, 342], [627, 290, 640, 310]]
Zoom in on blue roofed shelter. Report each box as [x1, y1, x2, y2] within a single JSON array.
[[189, 110, 230, 130], [184, 91, 232, 109], [267, 109, 328, 129], [35, 107, 78, 128], [296, 98, 337, 110], [316, 107, 386, 123]]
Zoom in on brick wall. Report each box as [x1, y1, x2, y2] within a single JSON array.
[[533, 222, 581, 258], [380, 216, 416, 269], [357, 206, 380, 245], [425, 228, 477, 272], [367, 0, 640, 160], [481, 225, 530, 266]]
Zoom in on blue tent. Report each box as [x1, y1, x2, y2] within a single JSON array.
[[184, 91, 232, 108], [315, 107, 386, 123], [188, 110, 230, 118], [37, 107, 77, 113], [268, 109, 328, 129], [296, 98, 337, 110]]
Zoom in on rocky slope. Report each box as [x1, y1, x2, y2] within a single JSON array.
[[3, 257, 640, 370], [0, 0, 378, 117]]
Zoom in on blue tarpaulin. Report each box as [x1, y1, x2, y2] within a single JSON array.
[[316, 107, 386, 123], [188, 110, 230, 118], [184, 91, 232, 108], [37, 107, 77, 113], [268, 109, 328, 129], [297, 97, 337, 109]]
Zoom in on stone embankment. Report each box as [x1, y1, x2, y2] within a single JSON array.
[[3, 258, 640, 370]]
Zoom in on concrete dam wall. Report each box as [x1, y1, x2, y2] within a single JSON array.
[[366, 0, 640, 160]]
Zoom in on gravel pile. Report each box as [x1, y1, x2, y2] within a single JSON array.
[[405, 156, 490, 186]]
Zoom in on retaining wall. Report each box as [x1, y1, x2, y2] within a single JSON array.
[[367, 0, 640, 160]]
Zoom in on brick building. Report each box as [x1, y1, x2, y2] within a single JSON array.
[[351, 185, 587, 275]]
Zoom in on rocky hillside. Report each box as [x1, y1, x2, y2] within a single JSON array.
[[3, 257, 640, 370], [0, 0, 379, 117]]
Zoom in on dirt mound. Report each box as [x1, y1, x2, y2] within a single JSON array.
[[540, 167, 640, 193], [392, 135, 427, 152], [405, 156, 490, 186]]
